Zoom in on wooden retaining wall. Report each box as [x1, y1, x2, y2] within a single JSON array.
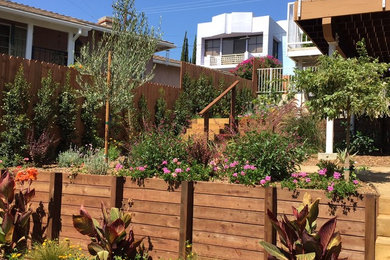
[[31, 173, 376, 260]]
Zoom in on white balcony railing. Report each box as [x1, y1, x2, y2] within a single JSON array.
[[258, 68, 292, 94], [287, 2, 316, 50], [221, 53, 245, 65]]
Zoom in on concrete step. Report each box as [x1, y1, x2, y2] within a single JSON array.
[[376, 236, 390, 260], [379, 197, 390, 215], [377, 215, 390, 237]]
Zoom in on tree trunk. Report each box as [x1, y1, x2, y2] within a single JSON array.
[[344, 109, 351, 181]]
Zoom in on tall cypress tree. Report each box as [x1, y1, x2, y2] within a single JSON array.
[[180, 31, 189, 62], [191, 34, 197, 64]]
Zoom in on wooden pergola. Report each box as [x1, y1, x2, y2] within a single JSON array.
[[294, 0, 390, 62]]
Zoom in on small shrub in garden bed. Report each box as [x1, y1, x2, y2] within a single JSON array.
[[58, 147, 83, 167], [226, 131, 307, 182], [25, 239, 88, 260], [82, 149, 108, 175], [281, 168, 360, 199]]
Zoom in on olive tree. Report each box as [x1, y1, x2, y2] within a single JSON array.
[[76, 0, 160, 159], [294, 41, 389, 154]]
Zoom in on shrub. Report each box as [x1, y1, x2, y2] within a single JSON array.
[[154, 89, 170, 127], [34, 70, 58, 138], [336, 131, 378, 155], [83, 149, 108, 175], [186, 137, 216, 167], [0, 65, 30, 165], [231, 56, 281, 80], [57, 72, 78, 151], [25, 239, 88, 260], [226, 131, 307, 181], [58, 147, 83, 167], [260, 193, 345, 260], [81, 92, 103, 148], [128, 130, 187, 176], [28, 130, 58, 166], [108, 144, 121, 161]]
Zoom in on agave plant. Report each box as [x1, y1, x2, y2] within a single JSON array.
[[73, 203, 146, 260], [0, 171, 35, 256], [260, 193, 346, 260]]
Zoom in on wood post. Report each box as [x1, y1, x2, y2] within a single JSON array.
[[203, 112, 209, 141], [104, 51, 112, 163], [111, 176, 125, 209], [46, 172, 62, 240], [365, 193, 377, 260], [230, 87, 237, 133], [179, 181, 194, 259], [263, 186, 277, 260]]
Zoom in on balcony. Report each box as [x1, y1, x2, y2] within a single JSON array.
[[205, 53, 248, 67]]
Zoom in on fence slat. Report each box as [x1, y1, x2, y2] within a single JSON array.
[[179, 181, 194, 259]]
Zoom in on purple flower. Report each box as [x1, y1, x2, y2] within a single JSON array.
[[260, 179, 266, 185], [115, 163, 123, 170], [224, 158, 228, 163], [353, 180, 359, 185], [305, 178, 311, 183], [333, 172, 341, 180], [327, 185, 334, 192], [265, 176, 271, 181], [318, 168, 327, 176], [232, 172, 238, 177]]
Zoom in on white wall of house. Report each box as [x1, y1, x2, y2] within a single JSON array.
[[196, 12, 288, 71]]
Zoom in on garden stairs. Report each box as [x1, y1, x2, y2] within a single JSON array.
[[183, 118, 231, 141], [376, 193, 390, 259]]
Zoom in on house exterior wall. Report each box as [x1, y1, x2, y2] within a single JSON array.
[[146, 60, 181, 88], [196, 12, 288, 71]]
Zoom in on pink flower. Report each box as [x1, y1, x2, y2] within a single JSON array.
[[224, 165, 229, 169], [0, 160, 3, 163], [232, 172, 238, 177], [224, 158, 228, 163], [318, 168, 327, 176], [210, 161, 216, 166], [162, 160, 168, 165], [293, 179, 298, 184], [175, 168, 183, 173], [163, 167, 171, 174], [172, 158, 178, 163], [327, 185, 334, 192], [353, 180, 359, 185], [260, 179, 266, 185], [265, 176, 271, 181], [115, 163, 123, 170], [250, 165, 257, 170], [333, 172, 341, 180], [291, 173, 298, 178], [177, 162, 182, 165], [129, 167, 133, 171], [305, 178, 311, 183], [138, 166, 145, 171], [172, 173, 177, 177], [240, 171, 246, 176], [24, 157, 29, 161], [243, 164, 251, 170], [186, 167, 190, 172], [299, 172, 307, 178], [213, 167, 218, 171]]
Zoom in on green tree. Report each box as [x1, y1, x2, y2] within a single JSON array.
[[294, 41, 389, 153], [76, 0, 160, 157], [191, 34, 197, 64], [57, 72, 78, 150], [34, 70, 58, 138], [180, 31, 189, 62], [0, 65, 30, 164]]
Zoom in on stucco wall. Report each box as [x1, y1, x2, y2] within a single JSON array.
[[146, 60, 181, 88]]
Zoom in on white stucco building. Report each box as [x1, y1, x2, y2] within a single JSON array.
[[196, 12, 288, 71]]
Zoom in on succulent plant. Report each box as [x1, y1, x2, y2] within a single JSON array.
[[73, 203, 146, 260], [260, 193, 346, 260]]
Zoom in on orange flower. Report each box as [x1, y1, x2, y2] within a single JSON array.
[[15, 168, 38, 183], [26, 168, 38, 181]]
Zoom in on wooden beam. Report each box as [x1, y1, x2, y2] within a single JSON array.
[[47, 172, 62, 240], [199, 80, 240, 117], [322, 17, 335, 43], [364, 193, 377, 260], [295, 0, 388, 21], [179, 181, 194, 259]]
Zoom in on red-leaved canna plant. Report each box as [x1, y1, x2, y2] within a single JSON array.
[[259, 193, 347, 260], [73, 203, 147, 260], [0, 170, 36, 256]]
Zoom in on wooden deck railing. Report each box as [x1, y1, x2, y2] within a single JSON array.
[[199, 80, 240, 140]]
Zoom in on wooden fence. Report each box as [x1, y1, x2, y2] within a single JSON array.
[[30, 172, 376, 260]]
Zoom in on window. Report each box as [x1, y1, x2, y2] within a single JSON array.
[[0, 24, 26, 58], [248, 35, 263, 53], [0, 24, 10, 54], [272, 39, 279, 59], [204, 39, 220, 56], [222, 37, 246, 55]]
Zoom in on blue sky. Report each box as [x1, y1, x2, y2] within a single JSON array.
[[15, 0, 293, 60]]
